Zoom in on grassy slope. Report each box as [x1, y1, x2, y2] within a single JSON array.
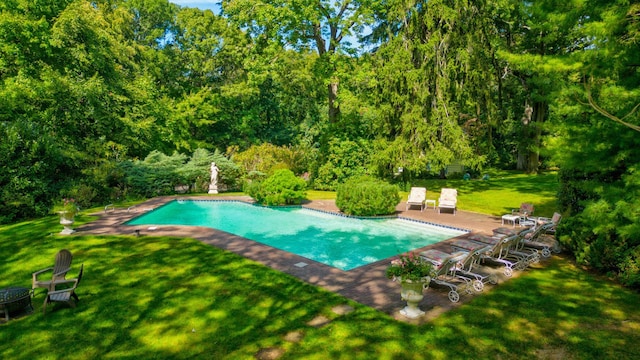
[[2, 173, 639, 359]]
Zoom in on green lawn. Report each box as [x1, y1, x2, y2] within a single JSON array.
[[2, 174, 639, 359], [401, 170, 560, 217]]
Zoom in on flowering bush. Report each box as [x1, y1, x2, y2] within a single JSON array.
[[57, 198, 78, 218], [385, 252, 433, 282]]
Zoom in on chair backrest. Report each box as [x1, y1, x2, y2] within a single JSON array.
[[520, 203, 534, 215], [53, 249, 73, 281], [408, 187, 426, 200], [460, 245, 491, 270], [499, 235, 521, 257], [551, 212, 562, 224], [439, 188, 457, 202], [523, 224, 546, 241]]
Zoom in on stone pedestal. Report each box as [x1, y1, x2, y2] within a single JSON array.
[[399, 278, 430, 319], [60, 216, 75, 235]]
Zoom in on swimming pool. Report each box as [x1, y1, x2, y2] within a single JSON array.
[[125, 200, 468, 271]]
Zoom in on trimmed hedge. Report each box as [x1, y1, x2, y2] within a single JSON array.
[[246, 169, 307, 206], [336, 176, 400, 216]]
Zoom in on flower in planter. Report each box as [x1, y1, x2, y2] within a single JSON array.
[[385, 251, 433, 282], [57, 198, 78, 218]]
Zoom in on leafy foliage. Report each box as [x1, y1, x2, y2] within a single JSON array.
[[313, 139, 371, 191], [178, 148, 243, 192], [385, 252, 433, 282], [548, 1, 640, 288], [110, 149, 239, 199], [231, 143, 309, 179], [222, 0, 380, 123], [53, 197, 79, 218], [246, 169, 307, 206], [336, 176, 400, 216], [370, 0, 499, 175], [0, 0, 638, 289]]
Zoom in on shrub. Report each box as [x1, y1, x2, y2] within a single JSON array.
[[336, 176, 400, 216], [232, 143, 309, 177], [113, 149, 244, 198], [179, 148, 243, 192], [62, 183, 98, 209], [312, 139, 371, 191], [247, 169, 307, 206], [557, 168, 640, 289]]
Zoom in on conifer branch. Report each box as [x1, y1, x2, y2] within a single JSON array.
[[583, 81, 640, 132]]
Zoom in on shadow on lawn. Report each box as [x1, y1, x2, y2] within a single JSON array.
[[2, 222, 640, 359], [1, 232, 354, 359], [280, 256, 640, 359]]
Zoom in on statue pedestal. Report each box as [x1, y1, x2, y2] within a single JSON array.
[[208, 185, 218, 194], [60, 216, 75, 235]]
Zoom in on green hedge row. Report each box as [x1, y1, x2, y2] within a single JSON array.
[[336, 176, 400, 216]]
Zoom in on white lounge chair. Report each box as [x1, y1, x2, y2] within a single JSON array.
[[536, 212, 562, 234], [406, 187, 427, 212], [438, 188, 458, 215], [449, 239, 499, 290], [419, 249, 471, 303]]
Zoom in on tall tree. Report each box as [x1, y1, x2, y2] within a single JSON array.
[[222, 0, 380, 124], [171, 6, 320, 150], [496, 0, 595, 173], [546, 0, 640, 287], [369, 0, 507, 176], [0, 0, 180, 220], [123, 0, 178, 47]]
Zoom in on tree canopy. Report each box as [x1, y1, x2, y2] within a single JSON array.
[[0, 0, 638, 286]]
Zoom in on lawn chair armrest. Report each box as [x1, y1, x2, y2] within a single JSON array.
[[32, 267, 54, 278], [52, 278, 77, 285], [50, 278, 78, 290]]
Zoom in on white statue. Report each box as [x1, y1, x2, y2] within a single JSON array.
[[208, 162, 219, 194]]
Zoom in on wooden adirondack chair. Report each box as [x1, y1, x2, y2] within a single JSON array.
[[32, 249, 73, 293], [43, 264, 83, 315]]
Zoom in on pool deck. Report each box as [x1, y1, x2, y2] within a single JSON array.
[[78, 196, 533, 324]]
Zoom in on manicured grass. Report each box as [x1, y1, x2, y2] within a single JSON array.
[[305, 190, 338, 201], [401, 170, 559, 217], [2, 174, 639, 359]]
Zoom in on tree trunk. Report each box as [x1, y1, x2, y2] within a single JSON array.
[[516, 102, 545, 173], [516, 104, 532, 171], [328, 81, 340, 123], [528, 101, 545, 173]]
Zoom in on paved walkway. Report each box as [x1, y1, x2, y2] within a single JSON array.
[[78, 196, 528, 324]]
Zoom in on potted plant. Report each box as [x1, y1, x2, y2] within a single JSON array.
[[386, 252, 433, 318], [56, 198, 78, 234]]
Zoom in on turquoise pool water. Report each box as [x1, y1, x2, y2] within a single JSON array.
[[126, 200, 468, 271]]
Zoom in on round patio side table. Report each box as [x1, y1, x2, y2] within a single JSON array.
[[0, 287, 33, 321]]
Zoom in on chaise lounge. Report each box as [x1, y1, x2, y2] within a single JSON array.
[[406, 187, 427, 212], [438, 188, 458, 215]]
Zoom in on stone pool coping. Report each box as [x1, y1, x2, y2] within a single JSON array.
[[78, 195, 516, 324]]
